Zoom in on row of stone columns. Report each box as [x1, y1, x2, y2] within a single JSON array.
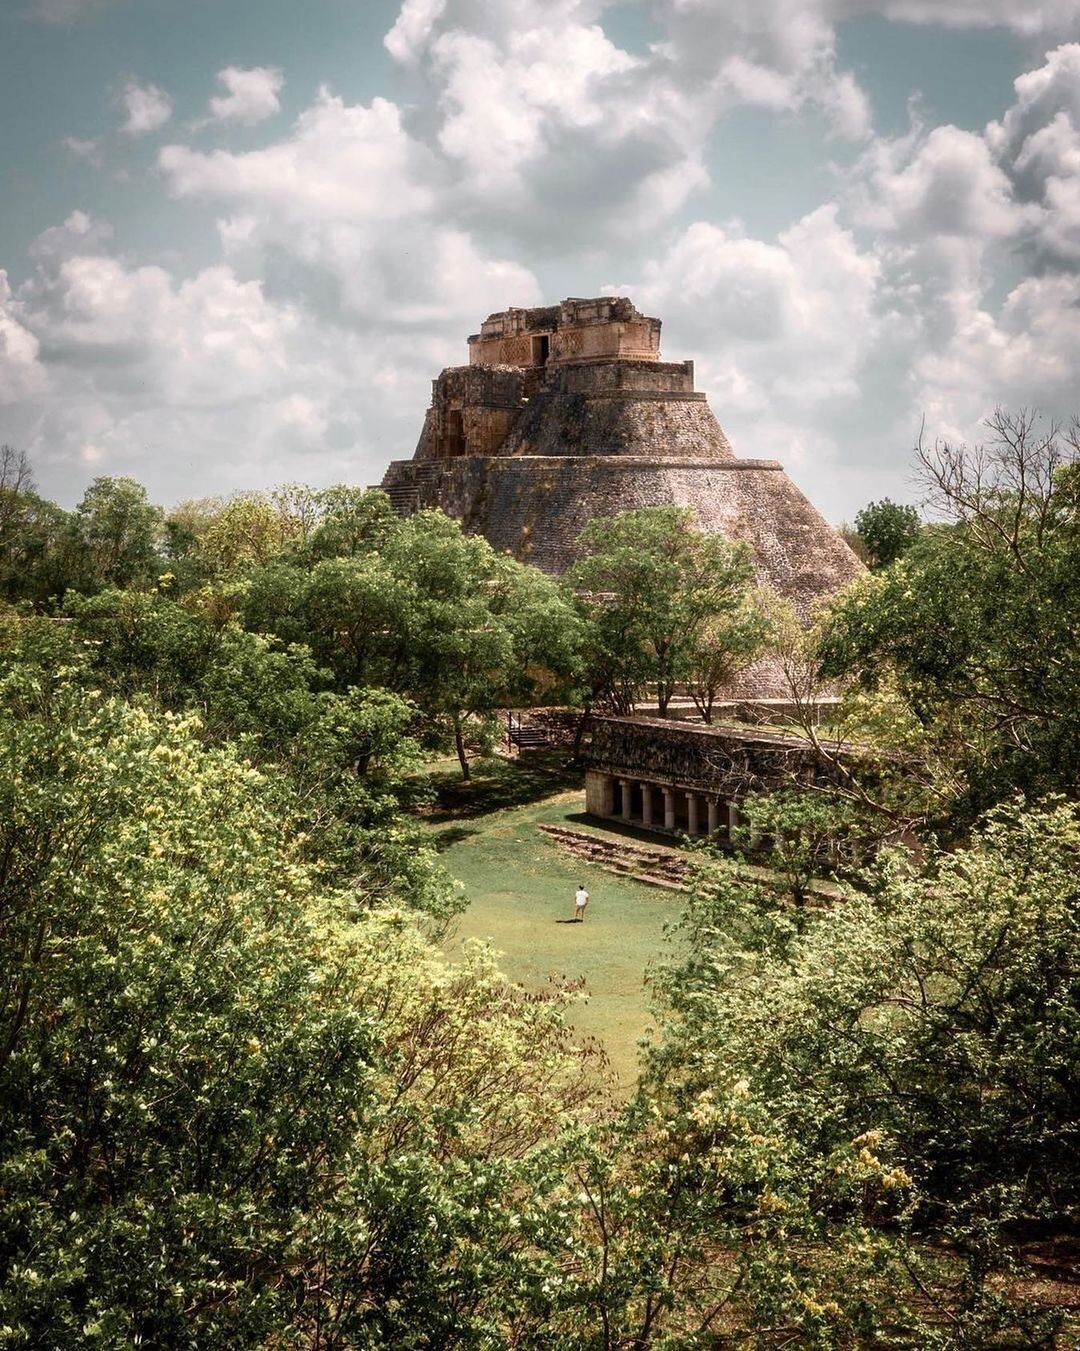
[[601, 774, 738, 838]]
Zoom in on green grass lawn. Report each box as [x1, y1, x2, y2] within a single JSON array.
[[425, 756, 683, 1091]]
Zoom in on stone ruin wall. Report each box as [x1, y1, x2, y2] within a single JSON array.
[[498, 383, 733, 459], [556, 359, 696, 396], [414, 365, 525, 461], [468, 296, 662, 368], [586, 716, 843, 798]]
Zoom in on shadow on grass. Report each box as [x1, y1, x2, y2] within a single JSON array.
[[429, 825, 482, 852], [561, 811, 690, 852], [426, 753, 582, 823]]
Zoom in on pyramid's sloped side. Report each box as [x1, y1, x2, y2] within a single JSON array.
[[499, 388, 734, 460], [673, 460, 865, 618], [419, 456, 862, 617]]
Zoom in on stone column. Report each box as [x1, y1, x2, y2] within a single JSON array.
[[601, 774, 615, 817], [707, 799, 719, 835], [687, 791, 699, 836], [662, 787, 676, 831], [640, 783, 654, 828], [620, 778, 633, 822], [727, 800, 739, 837]]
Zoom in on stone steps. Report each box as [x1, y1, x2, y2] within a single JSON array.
[[537, 823, 691, 892], [380, 461, 445, 517], [509, 727, 550, 748], [384, 485, 420, 515], [538, 822, 849, 906]]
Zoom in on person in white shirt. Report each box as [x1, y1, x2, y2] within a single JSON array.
[[574, 884, 589, 922]]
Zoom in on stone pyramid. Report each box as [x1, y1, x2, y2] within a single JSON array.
[[379, 298, 862, 653]]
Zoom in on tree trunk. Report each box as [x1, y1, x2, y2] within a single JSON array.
[[571, 703, 592, 761], [453, 714, 470, 781]]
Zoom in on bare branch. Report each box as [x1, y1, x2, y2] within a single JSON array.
[[915, 408, 1077, 572]]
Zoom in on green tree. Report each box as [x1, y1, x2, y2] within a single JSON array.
[[249, 551, 406, 687], [648, 796, 1080, 1341], [733, 789, 867, 912], [195, 491, 293, 580], [0, 445, 34, 560], [684, 595, 770, 723], [0, 618, 608, 1347], [534, 1088, 939, 1347], [0, 447, 75, 606], [854, 497, 921, 568], [70, 475, 164, 592], [0, 649, 378, 1345], [161, 495, 224, 590], [185, 485, 398, 584], [243, 510, 582, 779], [304, 485, 398, 560], [383, 513, 581, 778], [837, 521, 870, 563], [821, 410, 1080, 823], [570, 507, 757, 717], [63, 588, 458, 916]]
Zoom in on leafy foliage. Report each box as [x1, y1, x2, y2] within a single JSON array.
[[242, 510, 582, 779], [570, 507, 759, 716], [652, 797, 1080, 1341], [0, 626, 608, 1347], [684, 594, 771, 723], [821, 413, 1080, 823], [69, 476, 165, 592], [55, 593, 455, 916], [854, 497, 921, 568], [1, 446, 1077, 1344]]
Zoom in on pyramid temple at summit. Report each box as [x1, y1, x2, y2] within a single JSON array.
[[379, 297, 862, 626]]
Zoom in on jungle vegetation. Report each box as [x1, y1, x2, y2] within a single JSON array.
[[1, 411, 1078, 1347]]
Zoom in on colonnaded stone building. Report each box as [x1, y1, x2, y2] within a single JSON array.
[[583, 716, 845, 844], [379, 296, 862, 629]]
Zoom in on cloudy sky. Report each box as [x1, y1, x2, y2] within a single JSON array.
[[2, 0, 1080, 521]]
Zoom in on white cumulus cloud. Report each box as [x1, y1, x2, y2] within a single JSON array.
[[9, 0, 1080, 519], [160, 93, 438, 223], [845, 0, 1080, 34], [623, 205, 882, 468], [986, 44, 1080, 264], [158, 89, 539, 325], [208, 66, 284, 126], [120, 80, 173, 136], [0, 272, 47, 406]]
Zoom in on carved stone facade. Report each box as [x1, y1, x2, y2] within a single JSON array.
[[584, 715, 843, 841], [468, 296, 662, 370], [378, 297, 863, 693]]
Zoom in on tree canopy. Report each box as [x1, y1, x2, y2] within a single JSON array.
[[570, 506, 760, 716], [820, 411, 1080, 823], [2, 442, 1078, 1344], [853, 496, 921, 568]]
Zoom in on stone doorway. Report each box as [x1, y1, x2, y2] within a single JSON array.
[[443, 408, 464, 457]]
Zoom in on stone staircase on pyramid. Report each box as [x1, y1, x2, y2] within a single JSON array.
[[376, 461, 444, 517]]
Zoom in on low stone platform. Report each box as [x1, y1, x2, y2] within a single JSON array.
[[537, 823, 691, 892], [538, 822, 848, 905]]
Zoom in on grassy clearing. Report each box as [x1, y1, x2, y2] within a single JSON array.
[[424, 755, 682, 1091]]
